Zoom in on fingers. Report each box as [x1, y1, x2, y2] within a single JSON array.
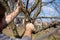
[[16, 0, 20, 6], [26, 23, 35, 31], [16, 0, 25, 12], [18, 0, 20, 6], [26, 23, 34, 28], [16, 0, 25, 8]]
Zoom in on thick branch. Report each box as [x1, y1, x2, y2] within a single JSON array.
[[37, 21, 60, 33], [33, 0, 42, 19], [21, 1, 27, 14], [26, 0, 29, 9], [19, 0, 28, 14], [35, 21, 60, 40], [28, 0, 39, 14]]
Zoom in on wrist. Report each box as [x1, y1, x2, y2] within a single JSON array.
[[26, 28, 32, 33], [24, 28, 32, 38]]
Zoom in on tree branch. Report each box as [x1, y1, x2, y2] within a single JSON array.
[[36, 16, 60, 19], [37, 21, 60, 33], [28, 0, 39, 14], [42, 0, 55, 6], [26, 0, 29, 9], [52, 2, 60, 15], [33, 0, 42, 19]]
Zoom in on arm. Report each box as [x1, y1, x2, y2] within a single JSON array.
[[0, 7, 21, 31], [4, 0, 21, 24], [22, 23, 35, 40], [0, 0, 25, 32], [5, 6, 21, 24]]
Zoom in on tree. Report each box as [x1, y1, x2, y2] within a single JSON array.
[[1, 0, 60, 40]]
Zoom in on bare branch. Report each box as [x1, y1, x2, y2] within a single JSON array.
[[26, 0, 29, 9], [42, 0, 55, 6], [35, 21, 60, 40], [33, 0, 42, 19], [28, 0, 39, 14], [36, 21, 60, 33], [36, 16, 60, 19], [52, 2, 60, 15]]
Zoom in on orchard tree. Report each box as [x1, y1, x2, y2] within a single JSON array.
[[1, 0, 60, 40]]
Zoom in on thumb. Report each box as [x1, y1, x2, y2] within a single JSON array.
[[16, 0, 20, 7]]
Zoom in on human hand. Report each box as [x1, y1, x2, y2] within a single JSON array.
[[26, 23, 35, 31]]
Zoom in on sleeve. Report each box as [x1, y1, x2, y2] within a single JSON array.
[[0, 34, 21, 40], [21, 36, 32, 40], [0, 34, 11, 40]]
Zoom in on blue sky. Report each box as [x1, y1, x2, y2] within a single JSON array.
[[22, 0, 60, 22]]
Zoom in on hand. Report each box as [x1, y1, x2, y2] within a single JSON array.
[[15, 0, 21, 13], [26, 23, 35, 31]]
